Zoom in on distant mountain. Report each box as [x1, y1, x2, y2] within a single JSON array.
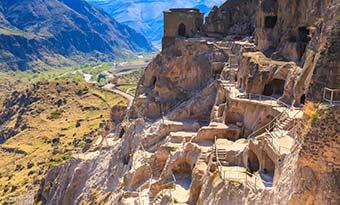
[[0, 0, 153, 71], [87, 0, 226, 48]]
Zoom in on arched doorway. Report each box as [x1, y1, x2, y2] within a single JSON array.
[[178, 23, 186, 37], [263, 79, 285, 97], [247, 150, 260, 173]]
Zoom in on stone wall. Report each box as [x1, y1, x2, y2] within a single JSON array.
[[163, 8, 204, 49]]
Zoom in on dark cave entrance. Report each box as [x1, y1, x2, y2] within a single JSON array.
[[263, 79, 285, 97], [297, 27, 310, 60], [264, 16, 277, 29], [262, 152, 275, 176], [248, 150, 260, 173], [119, 128, 125, 138], [150, 76, 157, 88], [173, 161, 192, 175], [300, 94, 306, 105], [178, 23, 186, 37]]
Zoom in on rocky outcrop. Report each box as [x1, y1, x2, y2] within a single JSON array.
[[308, 19, 340, 101], [292, 107, 340, 204], [205, 0, 259, 38], [129, 39, 228, 119], [254, 0, 340, 104], [237, 52, 298, 96]]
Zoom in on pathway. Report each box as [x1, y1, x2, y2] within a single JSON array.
[[103, 83, 134, 107]]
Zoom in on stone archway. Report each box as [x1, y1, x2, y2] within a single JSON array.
[[178, 23, 186, 37], [247, 150, 260, 173]]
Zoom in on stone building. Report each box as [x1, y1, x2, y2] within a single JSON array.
[[162, 8, 204, 49]]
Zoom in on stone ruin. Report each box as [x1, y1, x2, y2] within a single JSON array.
[[162, 8, 204, 49], [37, 0, 340, 205]]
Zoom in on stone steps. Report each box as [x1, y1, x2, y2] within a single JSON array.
[[274, 116, 293, 131], [151, 192, 165, 204]]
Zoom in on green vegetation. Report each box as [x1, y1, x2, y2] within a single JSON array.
[[49, 109, 63, 119], [117, 84, 137, 96], [0, 80, 127, 202]]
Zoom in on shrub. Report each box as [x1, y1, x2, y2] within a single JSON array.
[[303, 101, 319, 122], [49, 109, 63, 119]]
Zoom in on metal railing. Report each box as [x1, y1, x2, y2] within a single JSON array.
[[289, 120, 308, 152], [323, 87, 340, 106], [236, 93, 291, 108], [213, 137, 272, 191], [248, 110, 289, 139], [265, 129, 291, 155], [164, 78, 216, 116]]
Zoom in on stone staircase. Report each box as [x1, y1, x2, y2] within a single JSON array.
[[152, 192, 165, 204], [212, 148, 230, 166], [273, 115, 294, 132], [198, 148, 212, 163]]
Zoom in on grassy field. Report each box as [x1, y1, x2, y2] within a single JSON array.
[[0, 80, 127, 203]]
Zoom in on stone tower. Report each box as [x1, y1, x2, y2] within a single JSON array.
[[162, 8, 204, 49]]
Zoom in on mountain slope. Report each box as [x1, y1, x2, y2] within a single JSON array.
[[0, 0, 153, 71], [87, 0, 226, 47]]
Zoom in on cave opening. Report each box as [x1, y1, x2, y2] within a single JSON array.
[[264, 16, 277, 29], [263, 79, 285, 97], [300, 94, 306, 105], [297, 26, 310, 59], [248, 150, 260, 173], [262, 152, 275, 176], [173, 161, 192, 175], [150, 76, 157, 88], [178, 23, 186, 37], [119, 128, 125, 138]]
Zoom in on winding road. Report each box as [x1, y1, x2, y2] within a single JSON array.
[[102, 83, 134, 107], [57, 69, 136, 107]]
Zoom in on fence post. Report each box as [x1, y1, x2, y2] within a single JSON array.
[[331, 90, 334, 105]]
